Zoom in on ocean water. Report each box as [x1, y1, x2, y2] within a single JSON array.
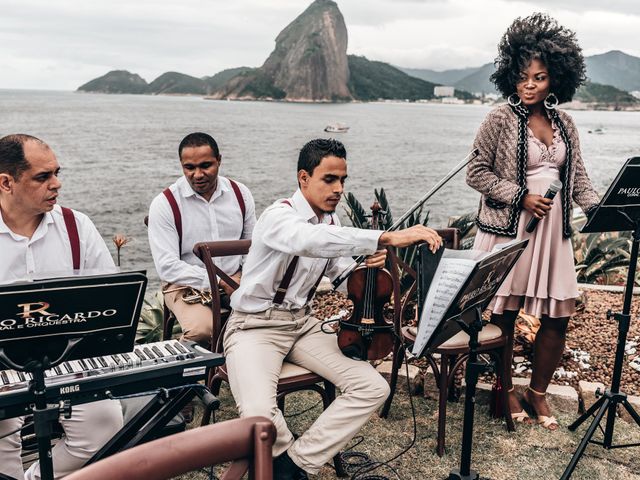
[[1, 89, 638, 291]]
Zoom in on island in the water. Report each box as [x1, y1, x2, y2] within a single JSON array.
[[77, 0, 471, 102], [78, 0, 639, 109]]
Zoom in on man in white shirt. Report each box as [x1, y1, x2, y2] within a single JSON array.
[[0, 134, 123, 480], [148, 132, 256, 345], [226, 139, 442, 479]]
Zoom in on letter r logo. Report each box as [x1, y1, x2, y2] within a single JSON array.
[[17, 302, 53, 318]]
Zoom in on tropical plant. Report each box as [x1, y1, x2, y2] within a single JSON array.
[[112, 233, 132, 267], [573, 231, 634, 285], [344, 188, 430, 293], [136, 290, 181, 343]]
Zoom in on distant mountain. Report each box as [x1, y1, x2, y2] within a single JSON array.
[[348, 56, 472, 101], [399, 66, 479, 86], [585, 50, 640, 92], [203, 67, 254, 93], [575, 81, 638, 105], [401, 50, 640, 97], [147, 72, 207, 95], [453, 63, 496, 95], [77, 70, 148, 94], [213, 0, 351, 101]]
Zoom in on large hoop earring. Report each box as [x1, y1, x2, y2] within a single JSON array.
[[544, 93, 559, 109], [507, 93, 521, 107]]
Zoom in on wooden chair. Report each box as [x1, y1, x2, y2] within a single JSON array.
[[379, 228, 515, 456], [65, 416, 276, 480], [193, 240, 347, 477], [143, 215, 177, 340]]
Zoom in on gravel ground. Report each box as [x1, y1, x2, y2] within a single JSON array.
[[515, 290, 640, 395]]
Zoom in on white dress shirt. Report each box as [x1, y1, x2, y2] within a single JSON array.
[[148, 175, 256, 290], [0, 205, 116, 285], [231, 189, 382, 313]]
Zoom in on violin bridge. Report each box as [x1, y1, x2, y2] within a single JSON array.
[[361, 318, 375, 325]]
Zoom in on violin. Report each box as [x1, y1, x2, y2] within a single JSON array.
[[338, 201, 395, 361]]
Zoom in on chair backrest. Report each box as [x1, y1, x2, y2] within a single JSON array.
[[388, 228, 460, 333], [65, 416, 275, 480], [193, 240, 252, 353]]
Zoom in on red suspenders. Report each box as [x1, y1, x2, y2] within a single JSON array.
[[272, 200, 333, 306], [61, 207, 80, 270], [162, 178, 246, 253]]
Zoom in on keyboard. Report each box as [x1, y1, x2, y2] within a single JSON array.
[[0, 340, 223, 420]]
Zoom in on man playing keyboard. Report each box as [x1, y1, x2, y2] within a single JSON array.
[[0, 134, 123, 480]]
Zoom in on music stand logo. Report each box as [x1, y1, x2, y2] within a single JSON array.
[[17, 301, 54, 319]]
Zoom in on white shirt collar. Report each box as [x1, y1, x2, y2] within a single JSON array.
[[0, 207, 54, 242], [290, 189, 334, 225], [176, 175, 230, 203]]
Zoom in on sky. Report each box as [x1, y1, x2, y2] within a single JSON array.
[[1, 0, 639, 91]]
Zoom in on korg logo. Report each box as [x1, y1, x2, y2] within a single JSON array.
[[60, 385, 80, 394]]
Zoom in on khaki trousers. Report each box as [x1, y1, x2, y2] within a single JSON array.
[[0, 400, 123, 480], [163, 284, 214, 345], [223, 308, 390, 474]]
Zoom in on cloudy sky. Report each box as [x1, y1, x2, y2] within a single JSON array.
[[1, 0, 638, 90]]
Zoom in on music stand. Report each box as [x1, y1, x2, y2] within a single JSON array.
[[561, 157, 640, 479], [413, 240, 528, 480], [0, 272, 147, 480]]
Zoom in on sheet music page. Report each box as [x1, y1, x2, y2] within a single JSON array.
[[412, 256, 476, 356]]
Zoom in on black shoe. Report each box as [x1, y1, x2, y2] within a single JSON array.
[[273, 451, 309, 480]]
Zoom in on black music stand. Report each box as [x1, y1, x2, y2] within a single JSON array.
[[0, 272, 147, 480], [561, 157, 640, 479], [413, 240, 528, 480]]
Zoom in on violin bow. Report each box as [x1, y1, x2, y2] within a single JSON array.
[[331, 148, 479, 289]]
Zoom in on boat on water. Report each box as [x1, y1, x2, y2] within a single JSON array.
[[324, 123, 349, 133], [588, 127, 606, 134]]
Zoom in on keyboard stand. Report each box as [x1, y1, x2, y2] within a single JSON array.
[[87, 384, 220, 464], [0, 340, 83, 480]]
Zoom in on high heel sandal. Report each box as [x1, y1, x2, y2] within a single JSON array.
[[508, 387, 530, 423], [523, 387, 559, 431]]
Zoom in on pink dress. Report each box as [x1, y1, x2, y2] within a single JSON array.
[[473, 121, 578, 319]]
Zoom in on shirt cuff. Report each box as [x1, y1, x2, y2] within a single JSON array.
[[358, 229, 384, 254]]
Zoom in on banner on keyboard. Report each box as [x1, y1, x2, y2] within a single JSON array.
[[0, 274, 146, 343]]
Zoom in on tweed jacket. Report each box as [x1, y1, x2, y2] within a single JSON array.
[[466, 104, 600, 238]]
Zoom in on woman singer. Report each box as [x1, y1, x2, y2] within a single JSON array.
[[466, 13, 600, 430]]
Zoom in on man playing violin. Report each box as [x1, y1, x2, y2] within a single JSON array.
[[226, 138, 442, 479]]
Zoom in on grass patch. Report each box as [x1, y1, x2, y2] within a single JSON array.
[[174, 379, 640, 479]]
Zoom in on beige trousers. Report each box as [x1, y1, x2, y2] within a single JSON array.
[[163, 284, 213, 345], [0, 400, 123, 480], [223, 308, 390, 474]]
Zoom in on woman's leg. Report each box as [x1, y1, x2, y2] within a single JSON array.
[[525, 315, 570, 428], [491, 309, 520, 414]]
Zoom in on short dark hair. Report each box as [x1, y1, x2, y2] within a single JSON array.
[[178, 132, 220, 159], [491, 13, 586, 103], [297, 138, 347, 176], [0, 134, 47, 179]]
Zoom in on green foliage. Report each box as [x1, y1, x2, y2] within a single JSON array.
[[348, 55, 437, 102], [136, 290, 181, 344], [573, 231, 636, 285], [575, 81, 638, 105], [344, 188, 430, 292], [238, 70, 286, 100]]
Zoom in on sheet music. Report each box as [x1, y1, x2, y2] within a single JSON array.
[[412, 257, 476, 356]]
